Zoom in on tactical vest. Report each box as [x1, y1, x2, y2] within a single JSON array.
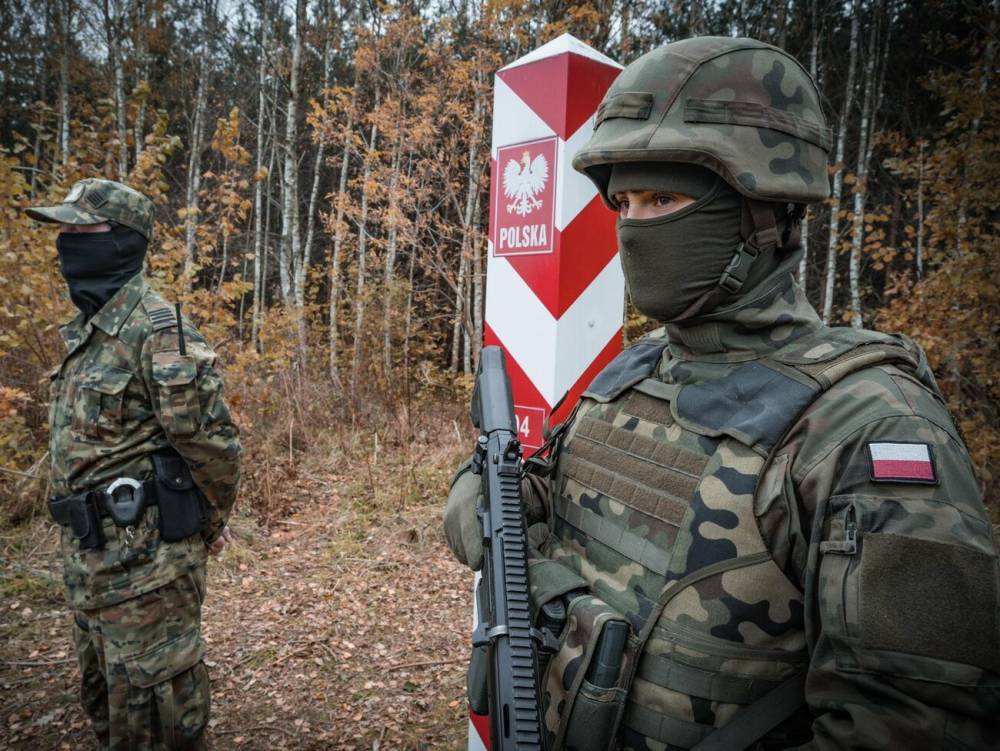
[[530, 327, 939, 751]]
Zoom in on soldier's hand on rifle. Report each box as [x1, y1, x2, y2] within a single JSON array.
[[443, 458, 484, 570]]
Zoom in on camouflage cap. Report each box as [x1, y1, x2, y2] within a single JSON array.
[[25, 178, 154, 239], [573, 36, 832, 207]]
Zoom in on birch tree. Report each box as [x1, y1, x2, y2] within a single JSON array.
[[261, 74, 280, 332], [449, 64, 485, 374], [279, 0, 305, 312], [182, 0, 215, 282], [468, 71, 487, 369], [449, 246, 468, 373], [470, 181, 484, 365], [380, 132, 404, 374], [56, 0, 74, 170], [133, 0, 149, 164], [350, 87, 379, 394], [100, 0, 129, 179], [302, 0, 336, 317], [251, 0, 271, 350], [326, 84, 356, 384], [848, 0, 887, 328], [915, 139, 925, 278], [799, 0, 822, 286], [821, 1, 860, 324]]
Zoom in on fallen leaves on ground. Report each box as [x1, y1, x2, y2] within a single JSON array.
[[0, 430, 474, 750]]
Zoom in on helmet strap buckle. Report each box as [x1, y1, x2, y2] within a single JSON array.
[[720, 198, 782, 295], [719, 242, 760, 294]]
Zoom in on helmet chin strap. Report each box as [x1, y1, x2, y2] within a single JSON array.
[[670, 198, 780, 322], [720, 199, 780, 294]]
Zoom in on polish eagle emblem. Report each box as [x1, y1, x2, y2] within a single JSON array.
[[503, 150, 549, 216]]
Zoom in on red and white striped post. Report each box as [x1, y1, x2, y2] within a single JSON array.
[[485, 33, 624, 449], [470, 33, 623, 751]]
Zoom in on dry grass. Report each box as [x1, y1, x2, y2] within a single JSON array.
[[0, 407, 479, 750]]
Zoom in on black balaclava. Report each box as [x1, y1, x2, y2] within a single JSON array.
[[610, 162, 791, 323], [56, 224, 148, 320]]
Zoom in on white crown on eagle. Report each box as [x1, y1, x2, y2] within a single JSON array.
[[503, 150, 549, 217]]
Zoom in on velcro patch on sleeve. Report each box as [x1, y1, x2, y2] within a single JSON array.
[[860, 533, 1000, 673], [866, 441, 938, 484]]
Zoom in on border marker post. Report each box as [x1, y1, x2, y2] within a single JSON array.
[[470, 33, 623, 751]]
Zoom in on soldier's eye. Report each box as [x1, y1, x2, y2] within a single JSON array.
[[654, 193, 676, 206]]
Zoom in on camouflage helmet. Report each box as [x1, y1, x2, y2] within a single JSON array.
[[573, 37, 832, 207], [25, 178, 154, 239]]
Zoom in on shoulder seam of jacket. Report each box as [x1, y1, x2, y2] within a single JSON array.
[[792, 410, 968, 490]]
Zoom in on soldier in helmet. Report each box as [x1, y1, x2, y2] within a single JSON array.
[[26, 178, 241, 750], [445, 37, 999, 749]]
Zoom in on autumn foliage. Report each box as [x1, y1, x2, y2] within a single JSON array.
[[0, 0, 996, 521]]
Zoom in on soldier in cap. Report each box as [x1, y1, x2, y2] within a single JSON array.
[[27, 178, 241, 750], [445, 37, 999, 749]]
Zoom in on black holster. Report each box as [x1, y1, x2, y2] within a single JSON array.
[[48, 493, 106, 550], [151, 450, 208, 542]]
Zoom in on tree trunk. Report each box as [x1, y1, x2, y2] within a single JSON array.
[[821, 0, 860, 324], [279, 0, 305, 311], [57, 0, 73, 171], [302, 19, 333, 307], [299, 0, 336, 365], [848, 2, 880, 329], [251, 0, 269, 351], [470, 190, 484, 365], [620, 1, 631, 60], [956, 0, 997, 255], [849, 0, 887, 329], [101, 0, 128, 179], [462, 270, 472, 375], [133, 0, 149, 165], [451, 81, 483, 374], [402, 241, 417, 373], [381, 136, 404, 374], [328, 83, 356, 385], [261, 88, 278, 335], [916, 139, 925, 278], [450, 250, 467, 373], [798, 0, 821, 287], [350, 89, 380, 395], [775, 0, 790, 48], [183, 3, 213, 283]]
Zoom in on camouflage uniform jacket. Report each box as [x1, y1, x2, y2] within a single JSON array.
[[526, 274, 1000, 750], [49, 273, 241, 611]]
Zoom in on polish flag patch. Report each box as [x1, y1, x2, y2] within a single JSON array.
[[867, 442, 938, 484]]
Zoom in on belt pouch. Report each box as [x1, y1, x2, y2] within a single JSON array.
[[152, 451, 207, 542], [548, 595, 629, 751], [70, 494, 106, 550]]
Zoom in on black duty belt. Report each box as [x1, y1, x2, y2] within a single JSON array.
[[49, 450, 208, 550], [49, 478, 158, 528]]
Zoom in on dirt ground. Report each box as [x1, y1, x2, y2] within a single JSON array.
[[0, 434, 476, 750]]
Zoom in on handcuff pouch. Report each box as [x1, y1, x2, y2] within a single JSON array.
[[151, 450, 207, 542]]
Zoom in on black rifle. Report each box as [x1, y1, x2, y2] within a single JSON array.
[[470, 346, 543, 750]]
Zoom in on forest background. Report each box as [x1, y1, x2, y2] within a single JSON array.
[[0, 0, 997, 517], [0, 0, 997, 746]]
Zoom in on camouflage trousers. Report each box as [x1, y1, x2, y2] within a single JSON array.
[[72, 566, 210, 750]]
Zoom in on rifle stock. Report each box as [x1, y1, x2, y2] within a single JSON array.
[[470, 346, 543, 750]]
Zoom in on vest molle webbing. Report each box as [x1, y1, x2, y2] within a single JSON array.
[[538, 326, 937, 751]]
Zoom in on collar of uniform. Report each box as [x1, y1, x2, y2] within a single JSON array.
[[88, 273, 147, 338], [664, 273, 823, 363], [58, 313, 88, 352]]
